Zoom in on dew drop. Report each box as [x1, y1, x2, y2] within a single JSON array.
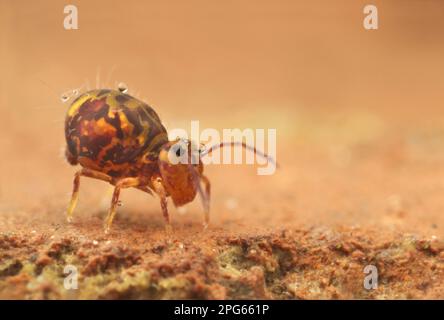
[[117, 82, 128, 93], [60, 93, 69, 103], [177, 207, 187, 215]]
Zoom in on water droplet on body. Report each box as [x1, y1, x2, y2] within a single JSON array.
[[117, 82, 128, 93], [61, 94, 70, 103]]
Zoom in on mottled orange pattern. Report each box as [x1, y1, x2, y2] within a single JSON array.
[[64, 89, 212, 233]]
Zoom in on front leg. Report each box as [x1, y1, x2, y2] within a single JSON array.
[[67, 168, 112, 222], [151, 175, 172, 234]]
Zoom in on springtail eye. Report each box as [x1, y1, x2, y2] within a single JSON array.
[[176, 145, 186, 157]]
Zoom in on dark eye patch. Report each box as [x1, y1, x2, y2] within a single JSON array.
[[176, 147, 184, 157]]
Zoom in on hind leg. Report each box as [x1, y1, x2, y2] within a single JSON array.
[[104, 177, 141, 233], [67, 168, 112, 222]]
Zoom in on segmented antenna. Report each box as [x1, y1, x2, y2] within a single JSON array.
[[200, 142, 278, 168]]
